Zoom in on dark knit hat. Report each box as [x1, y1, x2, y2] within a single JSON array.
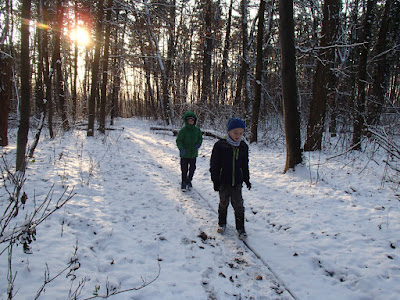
[[227, 118, 245, 132]]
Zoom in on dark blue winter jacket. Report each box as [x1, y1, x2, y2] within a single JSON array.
[[210, 138, 250, 187]]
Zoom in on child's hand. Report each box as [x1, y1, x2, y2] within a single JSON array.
[[195, 144, 200, 149], [180, 148, 186, 155], [245, 181, 252, 190]]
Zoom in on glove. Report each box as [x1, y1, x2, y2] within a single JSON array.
[[180, 148, 186, 156], [213, 182, 220, 192], [245, 181, 252, 190], [195, 144, 201, 149]]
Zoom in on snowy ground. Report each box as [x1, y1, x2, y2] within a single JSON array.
[[1, 117, 400, 300]]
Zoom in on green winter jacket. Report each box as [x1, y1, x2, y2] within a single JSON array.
[[176, 111, 203, 159]]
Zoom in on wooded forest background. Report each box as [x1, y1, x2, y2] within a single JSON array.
[[0, 0, 399, 172]]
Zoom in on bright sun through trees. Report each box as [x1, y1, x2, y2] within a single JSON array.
[[69, 26, 91, 47]]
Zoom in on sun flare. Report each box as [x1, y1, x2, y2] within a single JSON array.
[[69, 27, 91, 47]]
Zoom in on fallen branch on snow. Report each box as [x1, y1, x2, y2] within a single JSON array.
[[150, 126, 222, 139]]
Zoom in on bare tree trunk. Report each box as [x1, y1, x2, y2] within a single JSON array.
[[0, 48, 12, 146], [162, 0, 176, 124], [304, 0, 340, 151], [130, 7, 157, 119], [143, 0, 171, 123], [352, 0, 376, 149], [345, 0, 360, 133], [388, 72, 399, 108], [54, 0, 69, 132], [41, 0, 53, 138], [16, 0, 31, 171], [88, 0, 104, 136], [217, 0, 233, 106], [28, 0, 48, 158], [34, 8, 44, 119], [234, 0, 249, 113], [279, 0, 302, 172], [367, 0, 392, 126], [99, 0, 113, 133], [181, 21, 194, 106], [111, 9, 125, 125], [327, 0, 342, 139], [200, 0, 213, 106], [250, 0, 266, 143], [142, 48, 157, 118], [71, 0, 78, 123]]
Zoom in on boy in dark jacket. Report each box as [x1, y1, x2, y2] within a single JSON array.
[[210, 118, 251, 240], [176, 111, 203, 191]]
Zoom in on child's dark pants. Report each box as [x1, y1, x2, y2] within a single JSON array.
[[180, 157, 196, 184], [218, 184, 245, 231]]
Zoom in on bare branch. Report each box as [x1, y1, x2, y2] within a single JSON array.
[[81, 258, 161, 299]]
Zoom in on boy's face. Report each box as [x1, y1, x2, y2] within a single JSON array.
[[187, 119, 195, 125], [228, 128, 244, 142]]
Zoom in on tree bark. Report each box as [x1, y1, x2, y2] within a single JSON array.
[[367, 0, 392, 126], [352, 0, 376, 149], [200, 0, 213, 106], [88, 0, 104, 136], [54, 0, 69, 132], [16, 0, 31, 171], [143, 0, 171, 123], [234, 0, 249, 113], [279, 0, 302, 172], [217, 0, 233, 106], [99, 0, 113, 133], [304, 0, 340, 151], [34, 10, 44, 119], [250, 0, 266, 143], [41, 0, 53, 138], [0, 49, 12, 147], [71, 0, 78, 123], [28, 0, 48, 158], [111, 9, 125, 125], [161, 0, 176, 124]]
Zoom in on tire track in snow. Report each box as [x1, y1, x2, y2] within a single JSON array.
[[192, 188, 298, 300]]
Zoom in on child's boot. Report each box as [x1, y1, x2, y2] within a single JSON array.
[[181, 181, 187, 191], [238, 229, 247, 240], [217, 224, 226, 234]]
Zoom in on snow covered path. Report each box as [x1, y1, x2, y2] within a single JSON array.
[[120, 126, 291, 299], [1, 117, 399, 300], [1, 120, 290, 299]]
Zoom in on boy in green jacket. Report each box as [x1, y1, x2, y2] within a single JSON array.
[[176, 111, 203, 191]]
